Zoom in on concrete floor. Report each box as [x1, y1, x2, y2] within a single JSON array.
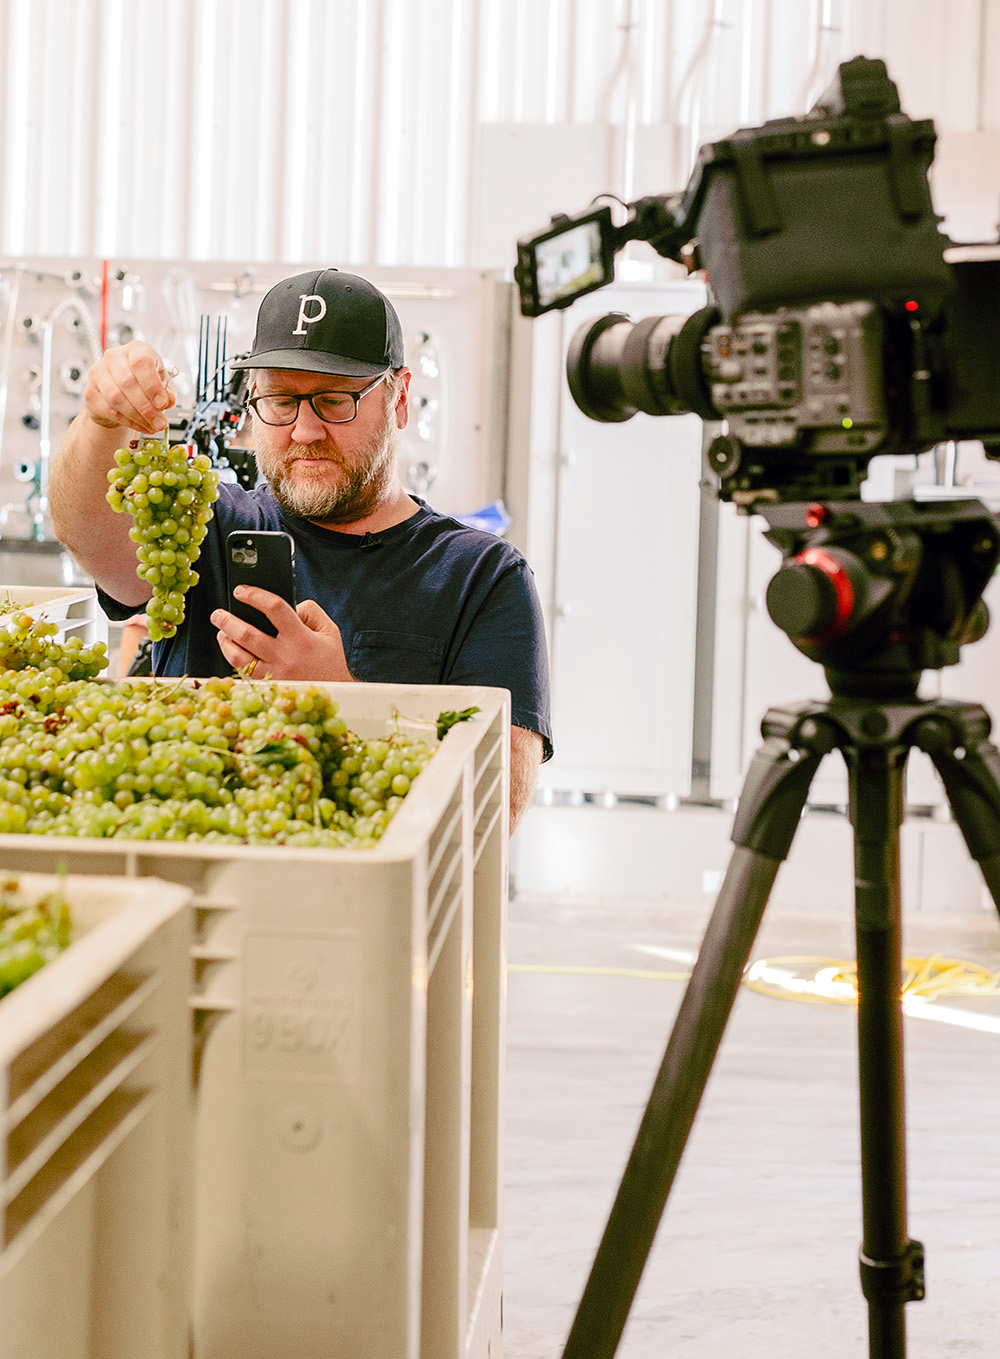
[[502, 890, 1000, 1358]]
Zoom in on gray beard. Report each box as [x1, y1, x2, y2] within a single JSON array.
[[256, 424, 397, 525]]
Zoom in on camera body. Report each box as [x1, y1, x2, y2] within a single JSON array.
[[515, 56, 1000, 507]]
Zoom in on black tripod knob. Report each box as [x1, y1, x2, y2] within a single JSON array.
[[766, 547, 857, 643]]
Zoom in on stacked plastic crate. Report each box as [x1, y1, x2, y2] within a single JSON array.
[[0, 680, 510, 1359], [0, 585, 108, 650], [0, 873, 194, 1359]]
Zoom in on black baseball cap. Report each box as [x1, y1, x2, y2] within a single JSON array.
[[231, 268, 404, 379]]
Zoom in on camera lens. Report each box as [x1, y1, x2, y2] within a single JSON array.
[[565, 307, 719, 424]]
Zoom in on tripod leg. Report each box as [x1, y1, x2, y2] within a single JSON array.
[[916, 710, 1000, 918], [561, 732, 822, 1359], [847, 743, 924, 1359]]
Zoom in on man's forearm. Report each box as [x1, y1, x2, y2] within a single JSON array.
[[510, 725, 544, 832]]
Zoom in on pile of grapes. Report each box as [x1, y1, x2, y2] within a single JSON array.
[[0, 620, 435, 848], [105, 436, 220, 640], [0, 877, 73, 998], [0, 609, 108, 679]]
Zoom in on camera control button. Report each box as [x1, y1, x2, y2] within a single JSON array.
[[766, 563, 837, 638]]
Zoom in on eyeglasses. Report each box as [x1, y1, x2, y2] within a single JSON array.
[[247, 373, 388, 426]]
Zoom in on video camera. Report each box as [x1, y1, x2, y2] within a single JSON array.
[[515, 56, 1000, 509]]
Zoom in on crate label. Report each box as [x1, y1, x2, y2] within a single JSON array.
[[243, 931, 361, 1082]]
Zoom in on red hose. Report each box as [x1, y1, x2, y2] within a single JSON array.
[[100, 258, 108, 352]]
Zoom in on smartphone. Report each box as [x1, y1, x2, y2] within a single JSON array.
[[225, 530, 296, 638]]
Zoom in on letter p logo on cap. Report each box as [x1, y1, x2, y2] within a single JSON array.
[[293, 293, 327, 335]]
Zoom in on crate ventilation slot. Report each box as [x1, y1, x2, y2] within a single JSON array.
[[2, 970, 157, 1251]]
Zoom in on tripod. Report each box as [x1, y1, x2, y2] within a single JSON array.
[[561, 500, 1000, 1359]]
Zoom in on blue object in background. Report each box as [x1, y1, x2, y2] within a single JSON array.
[[454, 499, 512, 536]]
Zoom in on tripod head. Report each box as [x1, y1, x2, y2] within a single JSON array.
[[759, 497, 1000, 700]]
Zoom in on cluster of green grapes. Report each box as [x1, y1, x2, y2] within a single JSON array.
[[0, 877, 73, 998], [105, 437, 220, 641], [0, 665, 435, 849], [0, 611, 108, 680]]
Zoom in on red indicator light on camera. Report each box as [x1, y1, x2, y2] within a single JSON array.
[[905, 300, 919, 312]]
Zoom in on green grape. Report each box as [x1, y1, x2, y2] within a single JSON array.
[[0, 670, 436, 850], [0, 611, 107, 679], [106, 437, 220, 642], [0, 878, 74, 997]]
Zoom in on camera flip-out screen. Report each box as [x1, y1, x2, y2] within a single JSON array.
[[517, 206, 614, 316]]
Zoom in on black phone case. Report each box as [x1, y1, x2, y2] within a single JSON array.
[[225, 531, 296, 638]]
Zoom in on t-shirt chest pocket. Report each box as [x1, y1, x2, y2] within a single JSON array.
[[348, 629, 445, 684]]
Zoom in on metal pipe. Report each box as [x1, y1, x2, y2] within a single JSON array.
[[0, 265, 25, 483], [672, 0, 728, 181], [621, 2, 639, 204], [801, 0, 839, 112], [977, 0, 988, 133], [599, 0, 641, 202], [36, 293, 102, 539]]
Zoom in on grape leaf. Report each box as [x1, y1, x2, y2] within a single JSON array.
[[243, 736, 316, 768], [437, 707, 480, 741]]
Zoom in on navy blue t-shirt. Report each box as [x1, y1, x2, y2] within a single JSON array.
[[99, 484, 552, 757]]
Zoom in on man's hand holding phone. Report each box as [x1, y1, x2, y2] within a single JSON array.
[[211, 588, 354, 682]]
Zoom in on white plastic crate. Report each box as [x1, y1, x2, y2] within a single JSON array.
[[0, 872, 194, 1359], [0, 680, 510, 1359], [0, 584, 108, 651]]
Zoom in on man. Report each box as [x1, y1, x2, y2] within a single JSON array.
[[49, 268, 551, 829]]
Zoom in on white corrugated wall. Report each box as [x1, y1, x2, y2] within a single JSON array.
[[0, 0, 997, 266]]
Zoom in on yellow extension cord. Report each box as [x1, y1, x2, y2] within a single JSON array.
[[509, 955, 1000, 1005], [743, 954, 1000, 1005]]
